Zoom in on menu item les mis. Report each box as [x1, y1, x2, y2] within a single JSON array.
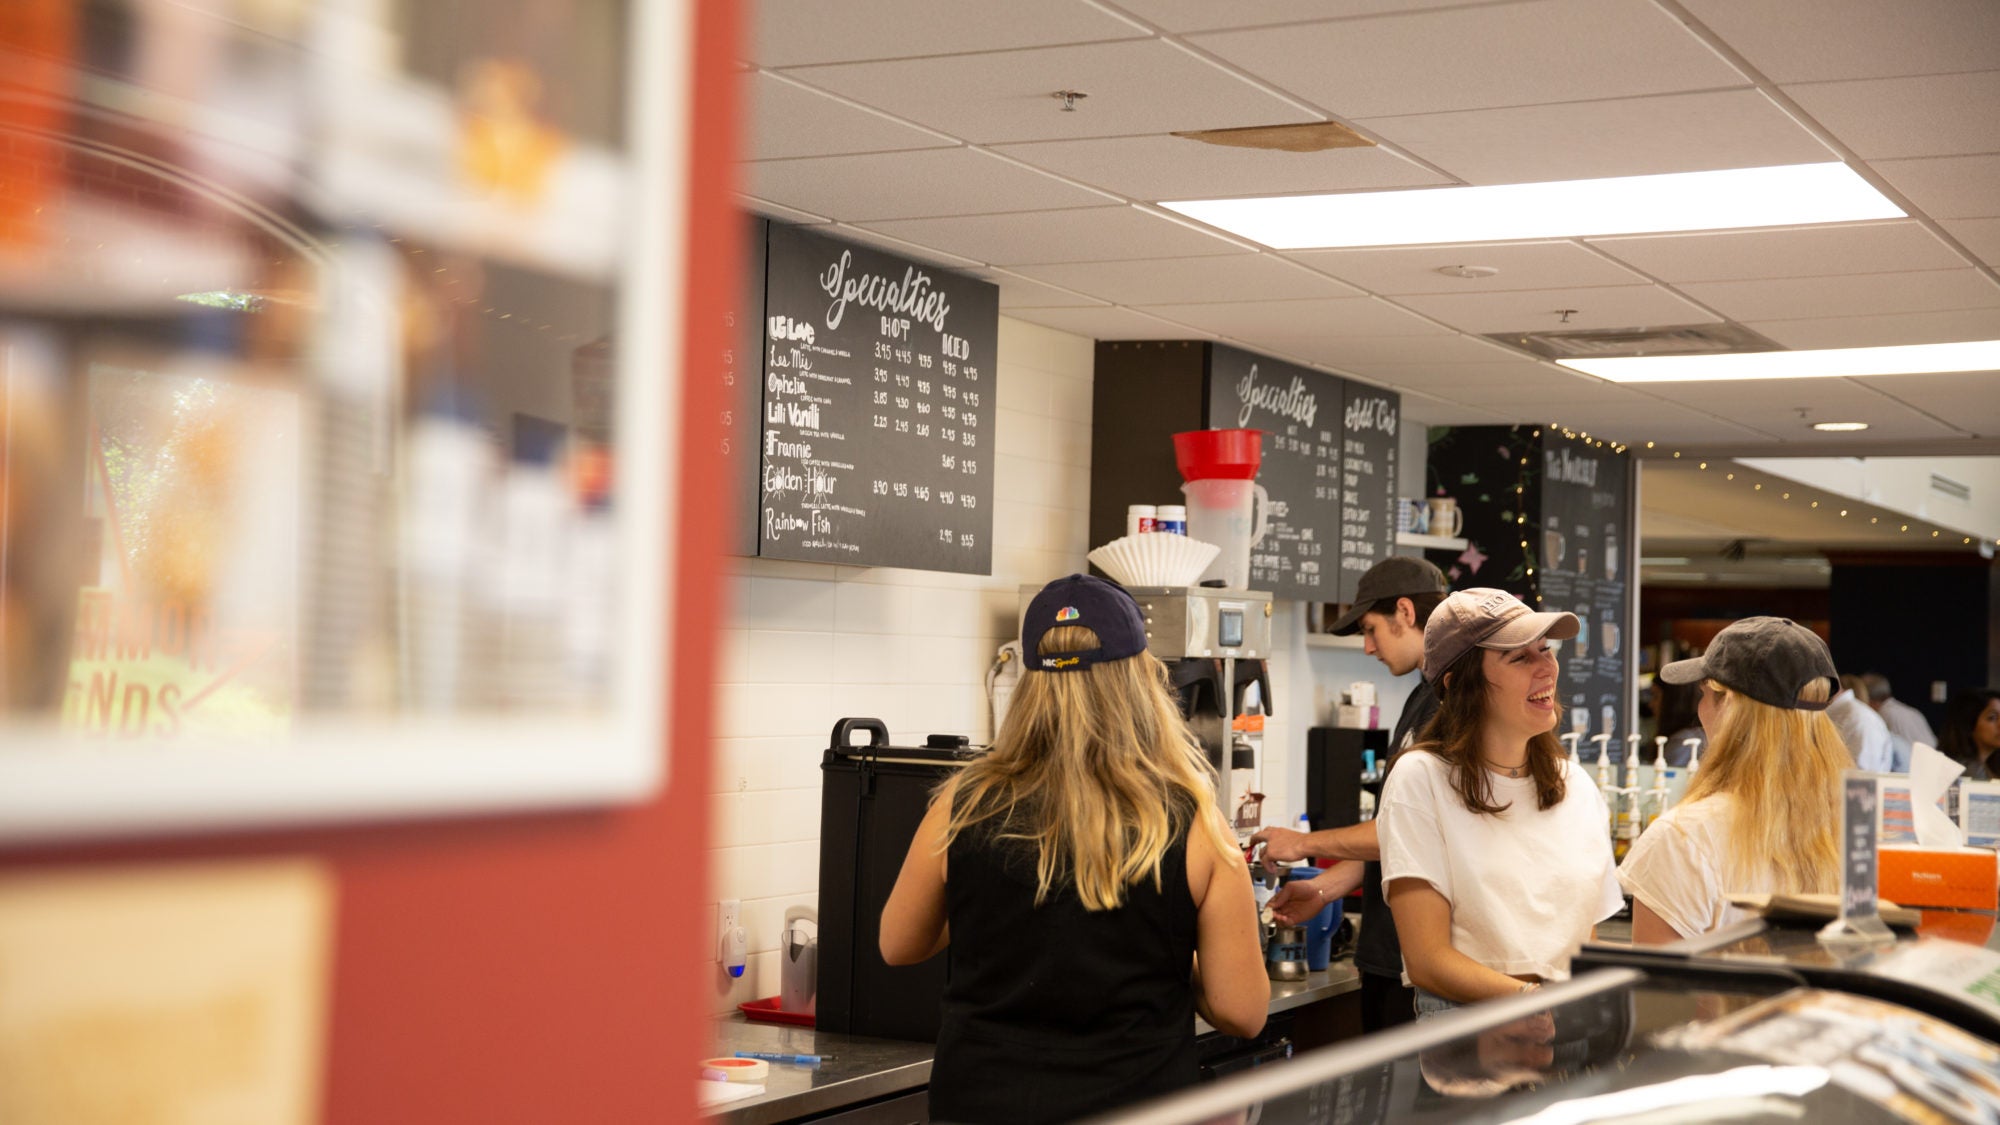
[[756, 224, 998, 574]]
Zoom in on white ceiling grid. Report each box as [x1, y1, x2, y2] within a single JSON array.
[[739, 0, 2000, 457]]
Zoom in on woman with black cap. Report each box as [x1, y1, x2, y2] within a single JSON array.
[[1619, 617, 1849, 943], [1380, 589, 1623, 1017], [879, 574, 1267, 1125]]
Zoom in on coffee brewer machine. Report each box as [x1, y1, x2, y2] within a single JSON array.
[[1019, 583, 1272, 810]]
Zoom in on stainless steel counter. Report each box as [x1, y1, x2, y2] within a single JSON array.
[[706, 962, 1362, 1124]]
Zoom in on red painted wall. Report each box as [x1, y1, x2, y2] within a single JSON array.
[[0, 2, 742, 1121]]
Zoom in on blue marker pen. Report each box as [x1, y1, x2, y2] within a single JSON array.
[[736, 1051, 826, 1066]]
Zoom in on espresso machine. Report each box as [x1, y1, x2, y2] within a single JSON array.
[[1019, 583, 1273, 810]]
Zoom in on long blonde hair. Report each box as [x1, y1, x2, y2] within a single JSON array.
[[940, 625, 1235, 910], [1683, 678, 1845, 893]]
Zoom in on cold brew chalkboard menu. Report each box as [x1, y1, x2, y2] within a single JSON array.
[[758, 224, 998, 573], [1535, 435, 1634, 761], [1336, 381, 1401, 605], [1207, 345, 1349, 602]]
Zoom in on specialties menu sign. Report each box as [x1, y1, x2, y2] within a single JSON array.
[[1206, 345, 1354, 602], [1335, 381, 1400, 605], [1536, 435, 1633, 760], [758, 224, 997, 573]]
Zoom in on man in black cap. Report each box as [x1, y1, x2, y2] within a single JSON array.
[[1250, 555, 1448, 1031]]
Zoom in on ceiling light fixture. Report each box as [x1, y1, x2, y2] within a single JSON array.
[[1811, 421, 1871, 432], [1560, 339, 2000, 383], [1159, 162, 1900, 249]]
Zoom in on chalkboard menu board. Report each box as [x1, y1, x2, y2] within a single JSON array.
[[724, 216, 767, 557], [1536, 436, 1634, 761], [758, 224, 998, 573], [1205, 345, 1396, 602], [1335, 381, 1401, 604]]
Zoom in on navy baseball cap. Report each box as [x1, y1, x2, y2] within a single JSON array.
[[1021, 574, 1149, 672]]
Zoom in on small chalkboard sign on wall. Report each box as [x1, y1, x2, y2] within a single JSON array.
[[756, 223, 998, 574], [1334, 381, 1401, 605]]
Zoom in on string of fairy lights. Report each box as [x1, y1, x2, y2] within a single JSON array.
[[1529, 421, 2000, 554]]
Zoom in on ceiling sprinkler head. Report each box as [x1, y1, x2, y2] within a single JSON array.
[[1436, 264, 1499, 279], [1054, 90, 1088, 112]]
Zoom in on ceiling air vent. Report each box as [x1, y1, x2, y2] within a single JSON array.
[[1487, 321, 1782, 361], [1930, 474, 1971, 502]]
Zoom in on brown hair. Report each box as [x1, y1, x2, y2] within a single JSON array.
[[1363, 590, 1447, 629], [1408, 651, 1567, 814]]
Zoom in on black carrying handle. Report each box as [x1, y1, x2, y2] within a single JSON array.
[[830, 717, 890, 753]]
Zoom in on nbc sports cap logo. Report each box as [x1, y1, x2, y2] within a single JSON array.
[[1056, 606, 1080, 622]]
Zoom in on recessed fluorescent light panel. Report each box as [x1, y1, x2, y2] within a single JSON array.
[[1560, 340, 2000, 383], [1160, 163, 1901, 249], [1811, 421, 1870, 432]]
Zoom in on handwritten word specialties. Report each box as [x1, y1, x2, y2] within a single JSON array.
[[819, 251, 952, 332], [1234, 364, 1319, 428]]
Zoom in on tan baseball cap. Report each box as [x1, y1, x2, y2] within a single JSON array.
[[1423, 588, 1579, 682]]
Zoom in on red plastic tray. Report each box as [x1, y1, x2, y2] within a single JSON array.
[[739, 996, 816, 1027]]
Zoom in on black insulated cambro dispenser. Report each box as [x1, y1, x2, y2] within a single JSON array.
[[816, 717, 975, 1041]]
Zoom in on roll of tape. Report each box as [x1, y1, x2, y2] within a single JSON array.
[[701, 1057, 769, 1083]]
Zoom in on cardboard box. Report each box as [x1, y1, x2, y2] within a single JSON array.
[[1880, 845, 1999, 910], [1335, 704, 1378, 730]]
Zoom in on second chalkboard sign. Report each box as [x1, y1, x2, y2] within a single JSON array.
[[757, 224, 998, 574]]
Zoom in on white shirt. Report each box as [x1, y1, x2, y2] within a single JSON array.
[[1618, 795, 1769, 938], [1827, 690, 1898, 773], [1879, 696, 1938, 749], [1379, 750, 1623, 982]]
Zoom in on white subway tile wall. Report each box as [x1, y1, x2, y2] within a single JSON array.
[[705, 317, 1097, 1011]]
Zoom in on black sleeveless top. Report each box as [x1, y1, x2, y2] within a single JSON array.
[[929, 806, 1201, 1125]]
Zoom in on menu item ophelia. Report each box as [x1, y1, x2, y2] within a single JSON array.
[[757, 223, 998, 574]]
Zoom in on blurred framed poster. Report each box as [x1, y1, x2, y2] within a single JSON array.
[[0, 0, 685, 840]]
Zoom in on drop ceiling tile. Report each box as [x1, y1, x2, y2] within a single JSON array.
[[1941, 218, 2000, 266], [1333, 359, 1567, 388], [1275, 332, 1533, 369], [1406, 371, 1646, 405], [1390, 285, 1720, 335], [743, 72, 956, 161], [822, 224, 984, 270], [783, 41, 1315, 146], [1396, 393, 1517, 426], [740, 195, 831, 226], [743, 148, 1116, 221], [1010, 254, 1357, 306], [1783, 71, 2000, 160], [1587, 222, 1965, 283], [1126, 297, 1447, 340], [1677, 0, 2000, 83], [1677, 269, 2000, 322], [1112, 0, 1478, 33], [1289, 242, 1649, 294], [856, 206, 1251, 265], [973, 269, 1109, 309], [1637, 379, 1968, 443], [1189, 0, 1748, 120], [1747, 307, 2000, 349], [1853, 372, 2000, 435], [992, 134, 1450, 201], [1528, 402, 1778, 445], [1872, 155, 2000, 219], [748, 0, 1149, 68], [1001, 305, 1217, 340], [1356, 89, 1833, 185]]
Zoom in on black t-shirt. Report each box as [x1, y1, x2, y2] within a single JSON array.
[[1354, 675, 1441, 980]]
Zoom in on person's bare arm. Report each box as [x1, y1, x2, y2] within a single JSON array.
[[1189, 826, 1270, 1037], [1630, 898, 1685, 946], [1249, 819, 1381, 866], [1387, 877, 1537, 1003], [1267, 861, 1365, 926], [880, 795, 952, 965]]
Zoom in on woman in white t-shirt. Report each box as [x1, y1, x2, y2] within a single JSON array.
[[1380, 589, 1623, 1017], [1619, 617, 1847, 943]]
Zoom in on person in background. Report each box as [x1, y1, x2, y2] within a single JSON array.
[[1939, 688, 2000, 780], [1650, 676, 1707, 767], [1863, 672, 1939, 748], [1251, 555, 1448, 1033], [1379, 589, 1621, 1016], [1619, 618, 1848, 943], [1829, 673, 1901, 773], [880, 574, 1266, 1125]]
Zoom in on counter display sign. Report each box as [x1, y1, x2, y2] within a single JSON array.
[[1536, 435, 1632, 760], [1205, 346, 1360, 602], [1334, 381, 1400, 605], [758, 224, 997, 573]]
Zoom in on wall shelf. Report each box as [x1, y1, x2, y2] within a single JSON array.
[[1397, 531, 1468, 552]]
